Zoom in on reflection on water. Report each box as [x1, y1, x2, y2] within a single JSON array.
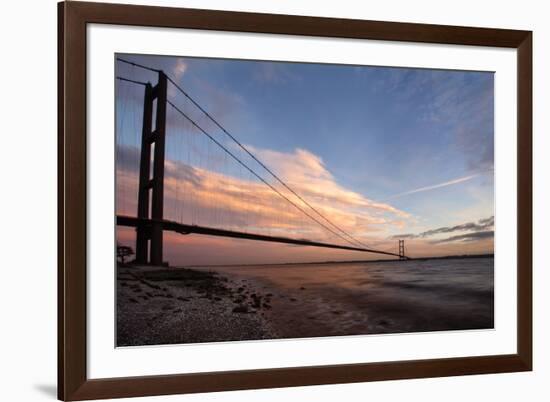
[[200, 257, 494, 338]]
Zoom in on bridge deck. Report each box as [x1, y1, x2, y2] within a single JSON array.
[[117, 215, 407, 259]]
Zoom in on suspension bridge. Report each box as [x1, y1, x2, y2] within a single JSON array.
[[115, 58, 408, 265]]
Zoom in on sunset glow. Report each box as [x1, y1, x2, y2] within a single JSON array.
[[116, 55, 494, 266]]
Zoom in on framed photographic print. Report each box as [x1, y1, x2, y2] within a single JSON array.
[[58, 1, 532, 400]]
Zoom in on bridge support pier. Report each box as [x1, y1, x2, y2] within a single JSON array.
[[399, 239, 406, 260], [135, 71, 168, 265]]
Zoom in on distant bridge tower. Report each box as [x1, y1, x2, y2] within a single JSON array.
[[398, 239, 406, 260], [135, 71, 168, 265]]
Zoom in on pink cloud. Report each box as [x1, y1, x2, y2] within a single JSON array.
[[116, 144, 492, 264], [118, 144, 411, 245]]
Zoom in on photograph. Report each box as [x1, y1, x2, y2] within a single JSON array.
[[0, 0, 541, 400], [115, 54, 495, 347]]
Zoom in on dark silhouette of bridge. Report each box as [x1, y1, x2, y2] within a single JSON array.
[[115, 59, 408, 265]]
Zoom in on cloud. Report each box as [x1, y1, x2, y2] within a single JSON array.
[[390, 215, 494, 241], [387, 173, 479, 199], [116, 144, 494, 263], [169, 76, 246, 132], [421, 216, 494, 237], [173, 58, 187, 80], [425, 74, 494, 172], [432, 230, 494, 244], [253, 63, 299, 84], [370, 68, 494, 171], [248, 146, 410, 219], [116, 143, 411, 246], [115, 55, 244, 132], [478, 216, 494, 226], [115, 144, 140, 172]]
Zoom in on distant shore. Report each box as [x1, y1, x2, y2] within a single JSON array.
[[188, 253, 495, 269]]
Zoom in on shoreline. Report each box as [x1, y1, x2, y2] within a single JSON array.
[[117, 257, 494, 346], [117, 265, 279, 346], [186, 253, 495, 269]]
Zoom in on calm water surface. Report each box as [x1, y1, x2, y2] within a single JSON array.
[[198, 257, 494, 338]]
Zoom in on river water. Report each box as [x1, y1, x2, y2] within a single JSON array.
[[201, 257, 494, 339]]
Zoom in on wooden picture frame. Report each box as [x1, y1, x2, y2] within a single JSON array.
[[58, 1, 532, 400]]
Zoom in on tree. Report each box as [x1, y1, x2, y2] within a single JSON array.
[[117, 244, 134, 265]]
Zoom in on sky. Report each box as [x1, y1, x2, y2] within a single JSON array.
[[115, 54, 495, 265]]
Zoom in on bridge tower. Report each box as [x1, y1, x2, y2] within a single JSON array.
[[398, 239, 406, 260], [135, 71, 168, 265]]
